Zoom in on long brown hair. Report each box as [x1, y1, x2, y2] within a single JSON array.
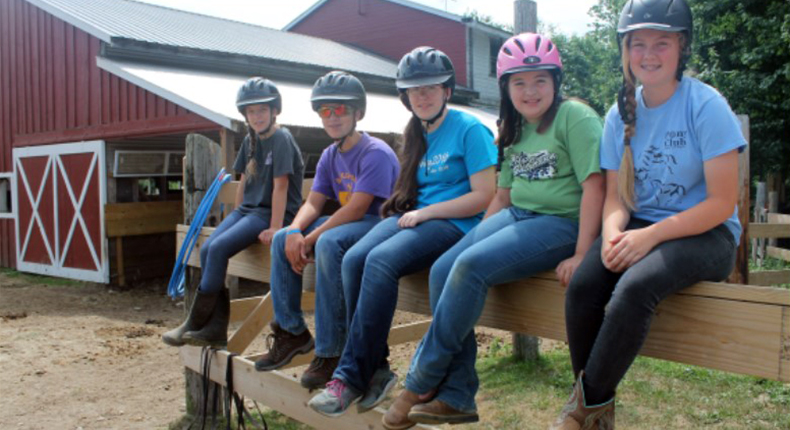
[[617, 32, 687, 210], [380, 112, 426, 216], [244, 124, 259, 182], [496, 72, 564, 165]]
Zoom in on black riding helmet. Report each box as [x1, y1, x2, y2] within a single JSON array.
[[310, 71, 367, 119], [617, 0, 693, 78], [236, 77, 282, 114], [396, 47, 455, 112]]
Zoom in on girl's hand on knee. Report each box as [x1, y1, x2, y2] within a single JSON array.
[[605, 228, 657, 272], [259, 228, 276, 247], [557, 253, 585, 287], [398, 210, 425, 228], [286, 234, 306, 274]]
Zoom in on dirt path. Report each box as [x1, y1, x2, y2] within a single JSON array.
[[0, 273, 186, 430]]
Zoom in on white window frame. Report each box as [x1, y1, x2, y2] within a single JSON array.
[[0, 172, 13, 219], [113, 150, 185, 177]]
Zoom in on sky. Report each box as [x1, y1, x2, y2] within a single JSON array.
[[136, 0, 599, 36]]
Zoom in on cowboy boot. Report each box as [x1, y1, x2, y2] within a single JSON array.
[[550, 371, 615, 430], [162, 289, 223, 347], [181, 288, 230, 348]]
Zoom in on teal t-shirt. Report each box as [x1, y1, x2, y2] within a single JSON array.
[[416, 109, 497, 233], [498, 100, 602, 220]]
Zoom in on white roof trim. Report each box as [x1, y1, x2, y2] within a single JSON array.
[[96, 57, 241, 132], [95, 58, 498, 136], [25, 0, 113, 43], [283, 0, 330, 30]]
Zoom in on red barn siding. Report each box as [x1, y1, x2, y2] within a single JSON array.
[[0, 0, 219, 268], [290, 0, 468, 86]]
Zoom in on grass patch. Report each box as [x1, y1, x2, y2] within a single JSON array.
[[0, 267, 87, 287], [471, 341, 790, 430]]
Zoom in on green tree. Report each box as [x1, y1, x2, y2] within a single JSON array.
[[692, 0, 790, 180]]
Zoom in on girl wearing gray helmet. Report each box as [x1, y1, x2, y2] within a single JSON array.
[[162, 77, 304, 348], [308, 47, 498, 418], [553, 0, 746, 428]]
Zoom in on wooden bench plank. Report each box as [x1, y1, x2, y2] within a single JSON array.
[[179, 346, 439, 430], [178, 224, 790, 382], [749, 270, 790, 286], [749, 222, 790, 239]]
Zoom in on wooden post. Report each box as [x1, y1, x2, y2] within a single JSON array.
[[511, 0, 541, 361], [183, 133, 223, 418], [754, 182, 767, 266], [768, 191, 779, 247], [729, 115, 750, 284]]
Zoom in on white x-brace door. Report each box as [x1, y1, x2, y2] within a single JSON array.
[[13, 141, 108, 283]]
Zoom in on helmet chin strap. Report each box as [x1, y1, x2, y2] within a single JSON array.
[[337, 118, 358, 151], [420, 95, 448, 131], [257, 109, 275, 138]]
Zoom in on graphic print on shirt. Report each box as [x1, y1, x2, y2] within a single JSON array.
[[264, 150, 273, 166], [420, 152, 451, 175], [510, 150, 558, 181], [635, 137, 687, 206], [335, 172, 356, 206]]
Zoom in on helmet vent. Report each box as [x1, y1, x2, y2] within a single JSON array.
[[503, 47, 512, 56], [514, 38, 525, 53], [547, 41, 554, 52], [535, 36, 542, 51]]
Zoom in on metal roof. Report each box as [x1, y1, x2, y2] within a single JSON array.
[[26, 0, 398, 79], [97, 58, 498, 135]]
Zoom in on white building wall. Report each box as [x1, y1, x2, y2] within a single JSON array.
[[469, 28, 506, 107]]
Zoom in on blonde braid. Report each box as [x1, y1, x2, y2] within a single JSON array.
[[618, 33, 638, 211], [244, 125, 258, 182]]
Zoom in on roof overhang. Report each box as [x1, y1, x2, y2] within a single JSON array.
[[96, 57, 498, 136]]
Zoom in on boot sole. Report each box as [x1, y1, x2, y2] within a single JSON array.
[[408, 412, 479, 425], [161, 336, 185, 347], [254, 338, 314, 371]]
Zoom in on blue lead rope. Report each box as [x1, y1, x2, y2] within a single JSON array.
[[168, 169, 232, 298]]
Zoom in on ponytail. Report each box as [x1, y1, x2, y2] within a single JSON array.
[[380, 115, 427, 217], [244, 125, 258, 182], [617, 33, 638, 211]]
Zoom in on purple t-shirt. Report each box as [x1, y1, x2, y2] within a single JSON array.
[[311, 132, 400, 215]]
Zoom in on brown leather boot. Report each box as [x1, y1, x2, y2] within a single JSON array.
[[300, 356, 339, 390], [254, 321, 314, 371], [408, 399, 479, 425], [382, 389, 423, 430], [550, 372, 615, 430]]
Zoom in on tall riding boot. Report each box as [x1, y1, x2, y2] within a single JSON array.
[[182, 288, 230, 348], [162, 289, 222, 347], [550, 371, 615, 430]]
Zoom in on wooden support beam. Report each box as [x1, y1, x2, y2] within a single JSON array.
[[179, 346, 439, 430], [228, 293, 273, 354], [388, 320, 432, 345], [230, 293, 316, 324], [116, 238, 125, 287]]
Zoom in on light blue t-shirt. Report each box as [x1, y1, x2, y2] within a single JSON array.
[[601, 77, 747, 241], [416, 109, 497, 233]]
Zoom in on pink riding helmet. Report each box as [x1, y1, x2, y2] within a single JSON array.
[[496, 33, 563, 81]]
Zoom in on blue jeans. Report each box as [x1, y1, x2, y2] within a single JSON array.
[[269, 215, 381, 357], [404, 207, 579, 412], [199, 210, 268, 293], [333, 216, 464, 392], [566, 218, 736, 404]]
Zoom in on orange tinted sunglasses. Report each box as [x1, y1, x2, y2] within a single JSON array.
[[317, 105, 349, 118]]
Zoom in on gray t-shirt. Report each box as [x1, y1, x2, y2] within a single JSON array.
[[233, 127, 304, 225]]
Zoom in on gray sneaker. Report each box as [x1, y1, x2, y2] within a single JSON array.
[[357, 367, 398, 413], [307, 378, 362, 417]]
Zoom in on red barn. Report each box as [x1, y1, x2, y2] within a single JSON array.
[[0, 0, 497, 283], [286, 0, 512, 106]]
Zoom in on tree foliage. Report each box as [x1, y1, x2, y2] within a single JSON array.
[[549, 0, 788, 179]]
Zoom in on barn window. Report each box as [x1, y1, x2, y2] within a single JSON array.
[[0, 175, 12, 218], [490, 36, 505, 77]]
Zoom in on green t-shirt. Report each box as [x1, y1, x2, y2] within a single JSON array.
[[498, 100, 602, 220]]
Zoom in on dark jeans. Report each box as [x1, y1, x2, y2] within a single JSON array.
[[565, 218, 736, 404], [199, 210, 268, 293]]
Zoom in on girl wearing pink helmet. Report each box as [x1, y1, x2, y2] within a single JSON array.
[[382, 33, 605, 429]]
